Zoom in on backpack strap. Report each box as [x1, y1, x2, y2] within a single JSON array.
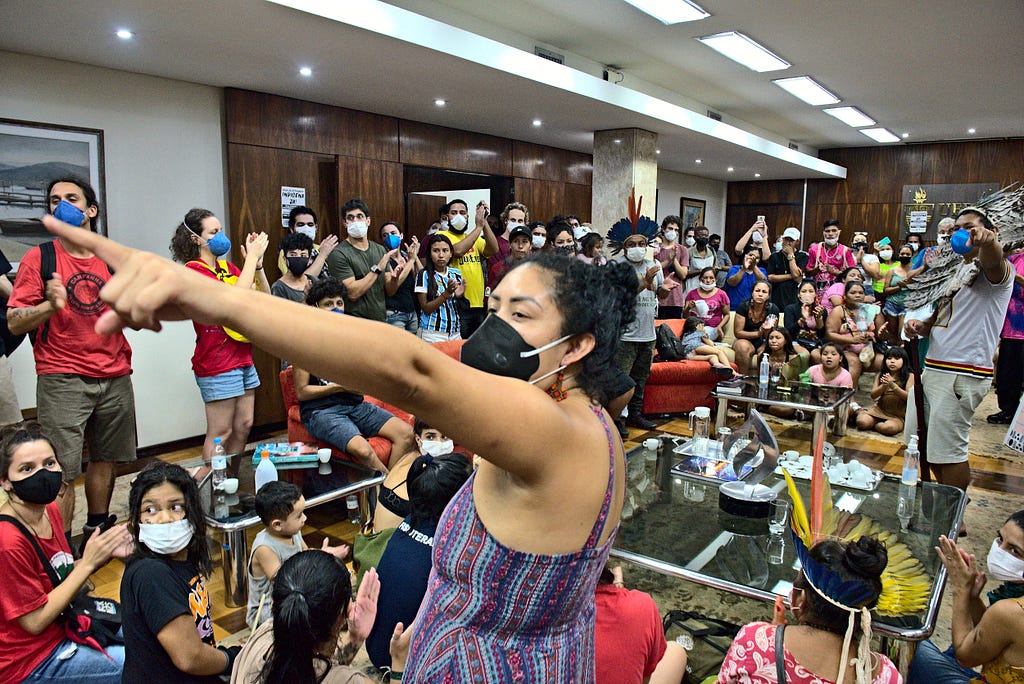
[[34, 241, 57, 345], [775, 624, 787, 683], [0, 514, 63, 587]]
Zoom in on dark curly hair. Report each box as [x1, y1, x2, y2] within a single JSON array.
[[170, 207, 216, 263], [795, 536, 887, 638], [280, 232, 313, 254], [508, 254, 637, 405], [406, 453, 472, 526], [127, 461, 212, 576], [305, 277, 347, 306], [47, 177, 100, 231]]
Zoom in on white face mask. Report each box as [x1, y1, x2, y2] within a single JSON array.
[[750, 232, 763, 244], [988, 540, 1024, 582], [347, 221, 368, 239], [664, 230, 678, 242], [937, 234, 950, 244], [878, 249, 893, 260], [573, 226, 588, 240], [799, 291, 816, 305], [698, 281, 716, 291], [449, 214, 468, 232], [507, 221, 524, 233], [531, 235, 546, 250], [824, 237, 839, 247], [909, 243, 920, 252], [774, 241, 783, 252], [625, 246, 646, 263], [295, 225, 316, 241], [683, 236, 696, 247], [139, 519, 194, 556], [421, 439, 455, 457]]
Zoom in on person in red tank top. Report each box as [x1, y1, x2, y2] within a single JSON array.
[[169, 208, 269, 465]]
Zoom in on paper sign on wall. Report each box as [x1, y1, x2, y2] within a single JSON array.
[[281, 186, 306, 227], [908, 210, 929, 233]]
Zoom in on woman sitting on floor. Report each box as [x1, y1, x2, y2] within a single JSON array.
[[908, 513, 1024, 684], [718, 536, 901, 683]]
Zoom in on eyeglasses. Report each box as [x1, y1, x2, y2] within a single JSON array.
[[294, 221, 316, 228]]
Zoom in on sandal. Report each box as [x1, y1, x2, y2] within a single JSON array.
[[712, 365, 735, 376]]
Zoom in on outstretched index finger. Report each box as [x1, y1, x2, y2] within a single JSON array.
[[43, 214, 132, 271]]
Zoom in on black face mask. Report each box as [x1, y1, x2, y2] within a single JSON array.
[[556, 245, 575, 256], [898, 256, 912, 265], [695, 237, 709, 248], [853, 242, 868, 250], [10, 468, 63, 505], [461, 314, 570, 381], [286, 256, 310, 277], [709, 241, 720, 251]]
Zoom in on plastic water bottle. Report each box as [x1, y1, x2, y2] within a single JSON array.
[[211, 438, 227, 491], [897, 482, 916, 531], [758, 353, 770, 388], [254, 448, 278, 493], [346, 495, 360, 525], [901, 435, 920, 486], [689, 406, 711, 458]]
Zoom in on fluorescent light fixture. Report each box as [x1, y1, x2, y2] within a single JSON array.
[[772, 76, 840, 105], [624, 0, 709, 24], [115, 29, 133, 39], [860, 127, 901, 143], [822, 106, 875, 128], [697, 31, 790, 72], [299, 66, 313, 76]]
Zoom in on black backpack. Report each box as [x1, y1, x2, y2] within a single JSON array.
[[655, 323, 686, 362]]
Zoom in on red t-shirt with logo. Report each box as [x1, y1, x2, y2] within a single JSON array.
[[185, 260, 253, 377], [0, 502, 77, 682], [8, 240, 132, 377]]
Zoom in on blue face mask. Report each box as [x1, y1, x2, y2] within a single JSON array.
[[331, 307, 345, 315], [53, 199, 86, 227], [206, 231, 231, 257], [383, 234, 402, 250]]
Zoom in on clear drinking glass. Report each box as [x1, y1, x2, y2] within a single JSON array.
[[767, 533, 785, 565], [769, 499, 791, 535]]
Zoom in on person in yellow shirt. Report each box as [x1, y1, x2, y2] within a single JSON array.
[[436, 198, 498, 337]]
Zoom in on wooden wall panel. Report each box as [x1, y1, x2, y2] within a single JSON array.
[[563, 183, 592, 223], [225, 89, 399, 161], [337, 157, 403, 236], [399, 120, 513, 176], [512, 140, 593, 185], [514, 178, 563, 223]]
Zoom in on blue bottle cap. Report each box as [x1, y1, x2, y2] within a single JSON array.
[[949, 228, 973, 254]]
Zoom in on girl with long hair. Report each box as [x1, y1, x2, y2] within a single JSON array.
[[855, 347, 913, 435], [415, 233, 464, 343]]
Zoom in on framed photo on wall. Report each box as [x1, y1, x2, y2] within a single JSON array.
[[0, 118, 106, 263], [680, 197, 706, 229]]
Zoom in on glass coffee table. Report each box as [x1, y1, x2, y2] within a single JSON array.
[[612, 439, 966, 644], [187, 450, 385, 607]]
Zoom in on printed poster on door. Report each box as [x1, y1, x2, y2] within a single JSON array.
[[281, 186, 306, 227]]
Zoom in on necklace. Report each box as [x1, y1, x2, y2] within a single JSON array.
[[7, 501, 48, 537]]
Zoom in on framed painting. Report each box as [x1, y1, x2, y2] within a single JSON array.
[[680, 197, 706, 229], [0, 118, 106, 263]]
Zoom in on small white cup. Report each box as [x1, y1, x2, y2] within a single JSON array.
[[221, 478, 239, 495], [318, 448, 332, 475], [643, 438, 660, 451], [782, 450, 799, 462]]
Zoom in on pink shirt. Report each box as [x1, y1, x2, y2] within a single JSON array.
[[718, 622, 902, 684], [807, 242, 855, 286], [1002, 251, 1024, 340], [685, 287, 731, 328], [808, 365, 854, 387], [656, 243, 688, 307]]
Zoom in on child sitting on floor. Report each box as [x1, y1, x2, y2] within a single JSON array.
[[855, 346, 913, 436], [247, 480, 349, 628], [806, 341, 854, 388], [680, 316, 735, 376]]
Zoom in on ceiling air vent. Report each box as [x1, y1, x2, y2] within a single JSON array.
[[534, 47, 565, 65], [707, 109, 723, 121]]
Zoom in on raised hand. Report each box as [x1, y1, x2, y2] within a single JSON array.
[[44, 273, 67, 310], [318, 233, 339, 257], [81, 523, 133, 572], [347, 567, 380, 643]]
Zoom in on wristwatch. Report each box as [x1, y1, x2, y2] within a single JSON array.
[[370, 264, 382, 274]]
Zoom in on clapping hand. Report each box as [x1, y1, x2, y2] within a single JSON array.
[[45, 273, 67, 310], [241, 232, 270, 262], [407, 235, 420, 255], [346, 567, 380, 643], [318, 234, 339, 257], [937, 535, 986, 597]]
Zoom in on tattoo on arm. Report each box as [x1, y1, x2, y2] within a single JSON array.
[[335, 637, 360, 665]]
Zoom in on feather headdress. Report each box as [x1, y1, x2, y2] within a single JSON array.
[[606, 187, 660, 253], [904, 182, 1024, 309]]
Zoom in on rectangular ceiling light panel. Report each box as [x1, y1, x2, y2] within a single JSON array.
[[624, 0, 709, 24], [772, 76, 840, 105], [860, 127, 901, 143], [697, 31, 790, 72], [823, 106, 875, 128]]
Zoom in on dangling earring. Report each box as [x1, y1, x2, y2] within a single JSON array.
[[546, 371, 568, 401]]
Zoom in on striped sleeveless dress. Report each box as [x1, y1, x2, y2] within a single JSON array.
[[404, 405, 620, 682]]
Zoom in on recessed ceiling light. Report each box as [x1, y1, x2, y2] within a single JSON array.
[[822, 106, 875, 128], [754, 173, 761, 178], [901, 132, 910, 139], [613, 138, 621, 144], [697, 31, 790, 72], [299, 66, 313, 77], [115, 29, 133, 39], [727, 166, 734, 172], [695, 158, 702, 164], [623, 0, 709, 24], [860, 128, 901, 143], [434, 98, 446, 107], [968, 128, 976, 134], [532, 119, 542, 127], [656, 149, 661, 154], [772, 76, 840, 105]]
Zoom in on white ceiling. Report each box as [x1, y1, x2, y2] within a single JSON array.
[[2, 0, 1022, 183]]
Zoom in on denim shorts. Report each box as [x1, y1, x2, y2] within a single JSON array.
[[303, 401, 394, 451], [195, 365, 260, 403]]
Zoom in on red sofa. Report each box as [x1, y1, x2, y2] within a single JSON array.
[[642, 318, 734, 415]]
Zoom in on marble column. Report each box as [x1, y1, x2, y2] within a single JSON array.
[[592, 128, 659, 235]]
